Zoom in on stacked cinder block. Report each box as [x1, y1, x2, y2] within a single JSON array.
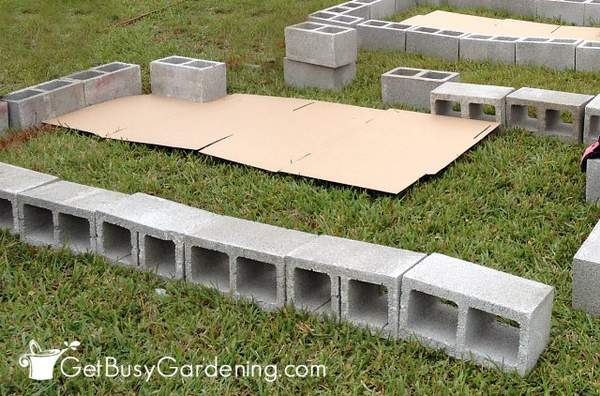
[[0, 163, 58, 234], [150, 56, 227, 103], [576, 41, 600, 72], [0, 101, 8, 136], [382, 66, 460, 110], [460, 34, 518, 64], [284, 22, 358, 91], [584, 95, 600, 144], [406, 26, 468, 61], [357, 20, 412, 51], [573, 218, 600, 317], [399, 253, 554, 376], [506, 87, 594, 143], [430, 82, 515, 125], [586, 159, 600, 203], [516, 37, 581, 70]]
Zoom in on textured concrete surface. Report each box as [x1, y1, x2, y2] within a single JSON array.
[[0, 101, 8, 135], [357, 20, 410, 51], [308, 11, 364, 28], [399, 253, 554, 376], [536, 0, 587, 25], [573, 217, 600, 315], [460, 34, 517, 64], [586, 159, 600, 203], [406, 26, 467, 61], [586, 0, 600, 25], [584, 95, 600, 144], [576, 41, 600, 72], [284, 57, 356, 91], [285, 22, 357, 68], [516, 37, 581, 70]]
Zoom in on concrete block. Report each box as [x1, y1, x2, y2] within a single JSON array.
[[396, 0, 418, 10], [96, 193, 217, 278], [66, 62, 142, 106], [325, 1, 372, 18], [586, 159, 600, 203], [536, 0, 587, 25], [584, 95, 600, 144], [3, 79, 85, 129], [406, 26, 467, 61], [308, 11, 364, 28], [284, 57, 356, 91], [576, 41, 600, 72], [573, 219, 600, 314], [285, 22, 358, 68], [0, 162, 58, 234], [431, 82, 515, 125], [506, 87, 593, 143], [150, 56, 227, 103], [460, 34, 517, 64], [492, 0, 537, 16], [448, 0, 492, 8], [516, 37, 581, 70], [286, 235, 425, 336], [183, 215, 316, 310], [399, 253, 554, 376], [17, 180, 127, 253], [382, 66, 460, 110], [0, 101, 8, 135], [585, 0, 600, 25], [354, 0, 396, 18], [357, 20, 411, 51]]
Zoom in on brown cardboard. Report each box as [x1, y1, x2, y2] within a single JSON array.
[[44, 94, 497, 194]]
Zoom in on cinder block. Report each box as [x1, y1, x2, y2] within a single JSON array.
[[516, 37, 581, 70], [431, 82, 515, 125], [0, 162, 58, 234], [327, 1, 372, 18], [285, 22, 357, 68], [584, 95, 600, 144], [357, 20, 411, 51], [492, 0, 537, 16], [576, 41, 600, 72], [399, 253, 554, 376], [286, 235, 425, 335], [585, 0, 600, 25], [573, 218, 600, 314], [536, 0, 587, 25], [3, 79, 85, 129], [586, 159, 600, 203], [396, 0, 417, 10], [448, 0, 492, 8], [354, 0, 396, 18], [284, 57, 356, 91], [96, 193, 217, 278], [183, 215, 316, 310], [406, 26, 467, 61], [66, 62, 142, 106], [150, 56, 227, 103], [460, 34, 517, 64], [17, 180, 127, 253], [382, 66, 460, 110], [0, 101, 8, 135], [308, 11, 364, 28], [506, 87, 593, 143]]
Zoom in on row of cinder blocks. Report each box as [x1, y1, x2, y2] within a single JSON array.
[[0, 161, 555, 376]]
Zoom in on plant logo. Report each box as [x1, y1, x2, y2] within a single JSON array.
[[18, 339, 80, 381]]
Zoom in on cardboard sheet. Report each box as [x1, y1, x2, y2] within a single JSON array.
[[46, 94, 497, 194]]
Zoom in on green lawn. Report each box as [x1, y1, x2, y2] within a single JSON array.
[[1, 0, 600, 393]]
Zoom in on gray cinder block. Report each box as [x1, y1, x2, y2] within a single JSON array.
[[354, 0, 396, 18], [17, 181, 127, 253], [150, 56, 227, 103], [3, 79, 85, 129], [406, 26, 467, 61], [460, 34, 518, 64], [308, 11, 364, 28], [585, 0, 600, 25], [357, 20, 411, 51], [576, 41, 600, 72], [65, 62, 142, 106], [399, 253, 554, 376], [586, 159, 600, 203], [573, 218, 600, 314], [448, 0, 492, 7], [183, 215, 316, 310], [283, 57, 356, 91], [536, 0, 587, 25], [96, 193, 217, 278], [285, 22, 357, 68], [396, 0, 417, 10], [584, 95, 600, 144], [431, 82, 515, 125], [0, 101, 8, 135], [382, 66, 460, 110], [327, 1, 372, 18], [516, 37, 581, 70], [0, 162, 58, 235], [286, 235, 425, 336], [492, 0, 537, 17], [506, 87, 593, 143]]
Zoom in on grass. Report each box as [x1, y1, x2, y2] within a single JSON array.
[[1, 0, 600, 393]]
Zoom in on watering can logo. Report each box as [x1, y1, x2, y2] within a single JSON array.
[[18, 339, 80, 381]]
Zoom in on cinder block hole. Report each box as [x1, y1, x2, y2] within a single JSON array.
[[320, 26, 345, 34], [468, 103, 496, 121], [187, 60, 215, 69], [5, 89, 43, 101], [327, 7, 347, 13], [58, 213, 90, 252], [388, 23, 410, 30], [416, 27, 438, 33], [421, 71, 450, 80], [293, 268, 332, 312], [406, 290, 458, 344], [545, 109, 573, 134], [347, 280, 388, 328], [161, 56, 192, 65], [464, 308, 520, 365], [523, 37, 548, 43], [391, 68, 420, 77], [0, 198, 13, 230], [312, 11, 335, 18], [69, 70, 104, 80], [344, 2, 362, 8], [297, 22, 322, 30], [96, 62, 128, 73], [440, 30, 463, 37], [470, 34, 492, 40], [36, 80, 71, 91], [589, 115, 600, 138], [494, 36, 518, 42], [236, 257, 277, 303], [366, 20, 388, 27], [102, 222, 133, 265], [584, 41, 600, 48], [434, 100, 461, 117], [552, 38, 577, 44], [510, 105, 537, 130], [333, 15, 355, 23], [190, 246, 230, 292], [22, 204, 54, 245], [144, 235, 176, 278]]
